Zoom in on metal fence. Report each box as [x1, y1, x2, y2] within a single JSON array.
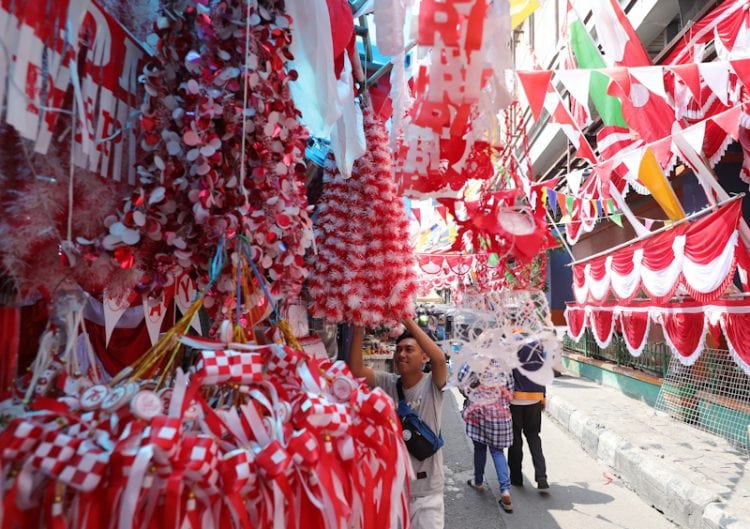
[[655, 350, 750, 453], [562, 329, 671, 378], [563, 331, 750, 452]]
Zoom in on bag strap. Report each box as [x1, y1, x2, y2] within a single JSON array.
[[396, 377, 406, 403]]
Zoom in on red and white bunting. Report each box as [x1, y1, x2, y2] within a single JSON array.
[[0, 0, 147, 183]]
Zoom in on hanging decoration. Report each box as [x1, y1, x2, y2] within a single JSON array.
[[0, 344, 413, 529], [565, 300, 750, 376], [309, 110, 417, 327], [394, 0, 513, 197], [572, 199, 747, 305], [89, 1, 313, 310], [0, 0, 146, 183], [450, 290, 561, 396]]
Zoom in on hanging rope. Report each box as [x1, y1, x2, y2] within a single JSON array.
[[238, 0, 253, 206]]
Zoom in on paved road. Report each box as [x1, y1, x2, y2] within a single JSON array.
[[442, 387, 679, 529]]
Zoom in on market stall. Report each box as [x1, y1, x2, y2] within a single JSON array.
[[0, 1, 535, 528]]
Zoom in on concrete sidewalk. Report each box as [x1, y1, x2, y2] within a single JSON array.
[[546, 372, 750, 529]]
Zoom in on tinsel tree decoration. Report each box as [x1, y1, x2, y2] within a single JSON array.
[[93, 0, 313, 313], [0, 124, 137, 302], [309, 110, 417, 327]]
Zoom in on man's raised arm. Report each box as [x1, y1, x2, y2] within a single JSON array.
[[347, 325, 377, 387], [403, 318, 448, 389]]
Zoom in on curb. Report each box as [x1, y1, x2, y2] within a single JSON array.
[[545, 394, 740, 529]]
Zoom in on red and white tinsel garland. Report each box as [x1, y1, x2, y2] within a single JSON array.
[[308, 110, 417, 327]]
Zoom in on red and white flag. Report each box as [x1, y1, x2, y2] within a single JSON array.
[[589, 0, 650, 67]]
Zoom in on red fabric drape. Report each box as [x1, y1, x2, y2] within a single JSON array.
[[589, 309, 615, 347], [564, 306, 586, 341], [589, 258, 608, 281], [0, 307, 20, 399], [721, 312, 750, 374], [610, 245, 636, 275], [683, 199, 741, 264], [660, 311, 706, 363], [619, 311, 649, 355], [641, 224, 688, 272], [573, 265, 586, 289]]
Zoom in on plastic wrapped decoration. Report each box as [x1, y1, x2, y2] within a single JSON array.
[[448, 290, 561, 391]]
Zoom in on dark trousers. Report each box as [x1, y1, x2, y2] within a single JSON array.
[[508, 402, 547, 482]]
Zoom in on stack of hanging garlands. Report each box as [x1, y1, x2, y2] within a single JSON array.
[[0, 240, 413, 529], [308, 109, 418, 327], [89, 0, 313, 312]]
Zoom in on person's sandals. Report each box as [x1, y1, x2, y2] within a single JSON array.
[[499, 492, 513, 513], [466, 479, 485, 491]]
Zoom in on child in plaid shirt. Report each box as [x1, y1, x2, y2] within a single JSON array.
[[458, 362, 515, 513]]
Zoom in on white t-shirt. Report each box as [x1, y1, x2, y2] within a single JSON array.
[[374, 371, 444, 497]]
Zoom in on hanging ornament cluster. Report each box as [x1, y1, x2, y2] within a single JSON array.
[[89, 0, 312, 309], [0, 342, 411, 529], [308, 110, 418, 327]]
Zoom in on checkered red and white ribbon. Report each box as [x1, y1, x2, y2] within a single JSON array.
[[293, 393, 351, 438], [0, 419, 46, 461], [26, 430, 82, 478], [265, 344, 303, 379], [57, 440, 109, 492], [1, 346, 413, 529], [195, 349, 263, 385]]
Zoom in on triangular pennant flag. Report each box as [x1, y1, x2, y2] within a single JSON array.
[[621, 146, 645, 179], [698, 62, 730, 106], [711, 105, 742, 141], [566, 169, 584, 195], [412, 207, 422, 225], [547, 187, 558, 214], [680, 120, 707, 154], [606, 199, 616, 214], [557, 191, 568, 215], [644, 218, 655, 230], [610, 212, 623, 227], [436, 205, 448, 222], [517, 70, 554, 120], [638, 148, 686, 221], [565, 195, 575, 215], [103, 290, 131, 349], [629, 65, 667, 100], [670, 64, 702, 102], [650, 136, 673, 167], [730, 58, 750, 91], [174, 273, 202, 334], [557, 69, 592, 115], [603, 67, 631, 97], [143, 290, 172, 346], [595, 199, 603, 218]]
